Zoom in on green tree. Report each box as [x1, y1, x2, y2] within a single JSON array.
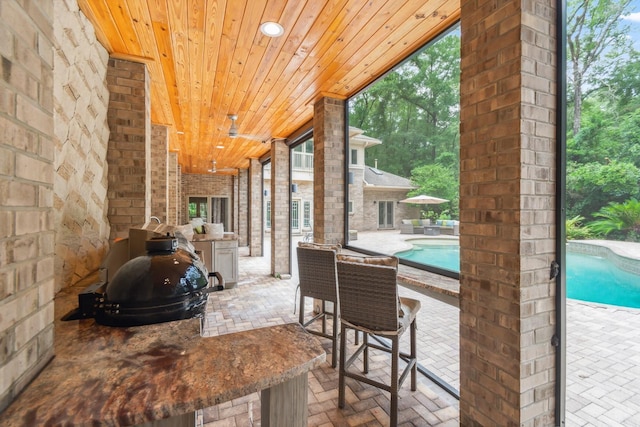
[[567, 0, 633, 135], [349, 27, 460, 178], [566, 160, 640, 220], [589, 199, 640, 241], [408, 164, 459, 219]]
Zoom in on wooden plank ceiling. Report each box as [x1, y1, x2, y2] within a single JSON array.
[[77, 0, 460, 174]]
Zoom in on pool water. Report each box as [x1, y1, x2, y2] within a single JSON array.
[[396, 242, 640, 309]]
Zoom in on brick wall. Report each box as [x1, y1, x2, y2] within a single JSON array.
[[167, 151, 179, 225], [106, 59, 150, 240], [0, 0, 56, 412], [270, 140, 290, 275], [180, 173, 234, 226], [237, 168, 248, 246], [313, 97, 345, 245], [248, 158, 262, 256], [459, 0, 558, 425], [150, 124, 168, 222], [52, 0, 110, 291]]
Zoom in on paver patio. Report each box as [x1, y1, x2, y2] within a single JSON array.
[[202, 232, 640, 426]]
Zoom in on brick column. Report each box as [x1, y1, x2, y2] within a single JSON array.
[[459, 0, 558, 425], [150, 124, 168, 222], [270, 140, 290, 276], [167, 151, 179, 225], [237, 168, 249, 246], [0, 0, 55, 412], [313, 97, 345, 244], [248, 158, 263, 256], [106, 59, 151, 240]]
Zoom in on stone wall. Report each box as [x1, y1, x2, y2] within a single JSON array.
[[0, 0, 56, 412], [52, 0, 110, 291]]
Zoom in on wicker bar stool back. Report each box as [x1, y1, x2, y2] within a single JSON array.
[[296, 243, 341, 367], [336, 255, 421, 427]]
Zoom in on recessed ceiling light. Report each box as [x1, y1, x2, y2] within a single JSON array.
[[216, 144, 225, 149], [260, 21, 284, 37]]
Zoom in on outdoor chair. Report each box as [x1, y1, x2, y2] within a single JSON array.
[[296, 242, 341, 367], [336, 254, 421, 426]]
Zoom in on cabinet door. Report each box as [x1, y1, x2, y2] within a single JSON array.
[[214, 247, 237, 285]]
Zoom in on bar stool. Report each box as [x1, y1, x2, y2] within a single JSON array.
[[296, 242, 341, 367], [336, 254, 421, 426]]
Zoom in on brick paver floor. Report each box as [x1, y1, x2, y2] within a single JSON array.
[[201, 238, 640, 426]]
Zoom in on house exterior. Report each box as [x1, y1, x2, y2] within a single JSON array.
[[263, 127, 419, 235]]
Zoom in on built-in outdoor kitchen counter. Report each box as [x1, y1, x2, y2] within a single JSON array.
[[0, 279, 325, 427], [397, 265, 460, 308]]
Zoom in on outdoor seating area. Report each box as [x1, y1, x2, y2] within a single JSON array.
[[435, 220, 459, 236], [400, 219, 432, 234], [400, 219, 459, 236]]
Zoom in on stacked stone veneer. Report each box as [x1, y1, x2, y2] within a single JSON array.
[[0, 0, 56, 412], [313, 97, 345, 245], [106, 59, 150, 241], [52, 0, 110, 291], [459, 0, 557, 425]]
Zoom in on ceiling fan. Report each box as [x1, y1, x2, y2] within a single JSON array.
[[227, 114, 286, 143], [207, 159, 236, 174]]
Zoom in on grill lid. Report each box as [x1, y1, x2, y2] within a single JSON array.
[[66, 236, 215, 327]]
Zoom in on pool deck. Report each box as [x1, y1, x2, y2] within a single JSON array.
[[347, 230, 640, 426], [575, 239, 640, 260]]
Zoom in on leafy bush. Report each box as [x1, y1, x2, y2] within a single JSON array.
[[566, 215, 594, 240], [588, 198, 640, 242]]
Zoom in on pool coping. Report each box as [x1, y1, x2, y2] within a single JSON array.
[[567, 240, 640, 276]]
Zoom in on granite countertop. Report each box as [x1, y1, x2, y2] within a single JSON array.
[[0, 282, 325, 426]]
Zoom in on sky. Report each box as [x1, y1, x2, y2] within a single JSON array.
[[623, 0, 640, 50]]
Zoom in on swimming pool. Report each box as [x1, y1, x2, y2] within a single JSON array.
[[395, 240, 640, 309]]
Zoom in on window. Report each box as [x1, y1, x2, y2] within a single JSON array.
[[291, 200, 300, 231], [346, 24, 460, 277], [187, 196, 229, 231], [266, 201, 271, 229], [303, 201, 311, 227]]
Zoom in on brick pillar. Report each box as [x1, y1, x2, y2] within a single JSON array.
[[150, 124, 168, 222], [167, 151, 179, 225], [248, 158, 263, 256], [106, 58, 151, 240], [238, 168, 249, 246], [459, 0, 558, 425], [270, 140, 290, 276], [0, 0, 55, 412], [313, 97, 345, 244]]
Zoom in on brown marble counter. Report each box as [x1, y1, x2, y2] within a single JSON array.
[[0, 282, 325, 426]]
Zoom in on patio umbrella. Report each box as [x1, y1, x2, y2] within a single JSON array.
[[399, 194, 449, 204]]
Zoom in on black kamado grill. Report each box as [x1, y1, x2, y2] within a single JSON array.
[[65, 236, 224, 327]]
